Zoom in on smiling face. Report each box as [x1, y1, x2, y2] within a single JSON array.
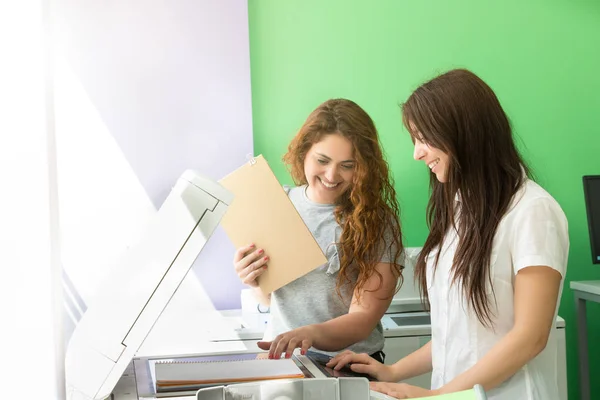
[[303, 133, 355, 204], [412, 135, 450, 183]]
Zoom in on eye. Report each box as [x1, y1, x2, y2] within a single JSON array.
[[341, 164, 355, 170], [317, 159, 328, 165]]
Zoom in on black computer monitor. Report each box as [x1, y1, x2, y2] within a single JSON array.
[[583, 176, 600, 264]]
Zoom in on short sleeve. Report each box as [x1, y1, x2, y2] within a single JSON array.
[[510, 197, 569, 277]]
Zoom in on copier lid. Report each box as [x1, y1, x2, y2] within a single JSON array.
[[65, 170, 232, 400]]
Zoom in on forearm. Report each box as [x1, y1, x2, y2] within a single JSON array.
[[440, 328, 547, 393], [390, 340, 432, 382], [310, 311, 380, 351], [252, 288, 271, 307]]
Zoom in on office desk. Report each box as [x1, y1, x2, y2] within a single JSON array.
[[571, 280, 600, 400]]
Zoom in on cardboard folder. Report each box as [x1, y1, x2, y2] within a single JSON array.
[[219, 155, 327, 294]]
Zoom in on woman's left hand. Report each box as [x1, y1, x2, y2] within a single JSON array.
[[369, 382, 439, 399], [257, 326, 317, 359]]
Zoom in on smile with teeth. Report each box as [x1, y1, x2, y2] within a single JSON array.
[[319, 177, 340, 188], [428, 159, 440, 170]]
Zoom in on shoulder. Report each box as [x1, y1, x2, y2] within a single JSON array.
[[504, 180, 569, 275], [284, 185, 312, 211], [508, 180, 567, 224], [505, 180, 569, 249]]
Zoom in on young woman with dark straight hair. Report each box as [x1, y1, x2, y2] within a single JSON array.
[[328, 70, 569, 400]]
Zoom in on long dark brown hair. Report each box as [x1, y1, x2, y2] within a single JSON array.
[[402, 69, 530, 326], [283, 98, 404, 301]]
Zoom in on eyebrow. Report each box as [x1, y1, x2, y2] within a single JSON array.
[[315, 152, 355, 163]]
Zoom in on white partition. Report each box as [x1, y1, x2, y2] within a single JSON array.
[[51, 1, 254, 346]]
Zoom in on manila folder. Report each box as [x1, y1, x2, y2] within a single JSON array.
[[219, 155, 327, 294]]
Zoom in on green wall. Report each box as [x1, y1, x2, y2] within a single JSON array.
[[248, 1, 600, 398]]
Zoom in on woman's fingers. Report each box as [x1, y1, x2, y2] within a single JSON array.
[[327, 352, 372, 370], [238, 252, 269, 283], [326, 350, 355, 366], [233, 243, 255, 264], [234, 244, 268, 288], [285, 338, 302, 359], [271, 335, 290, 359], [241, 263, 268, 286], [266, 330, 312, 360], [349, 362, 375, 375], [328, 354, 356, 370], [299, 339, 311, 356], [257, 340, 271, 351]]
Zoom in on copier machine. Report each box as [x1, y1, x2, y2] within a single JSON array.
[[65, 170, 419, 400]]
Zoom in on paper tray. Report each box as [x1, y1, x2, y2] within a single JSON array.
[[196, 377, 370, 400]]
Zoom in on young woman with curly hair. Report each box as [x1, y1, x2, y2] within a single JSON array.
[[233, 98, 405, 362]]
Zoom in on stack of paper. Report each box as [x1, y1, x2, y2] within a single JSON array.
[[155, 356, 305, 392]]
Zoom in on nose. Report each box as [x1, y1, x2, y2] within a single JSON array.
[[413, 141, 426, 161], [324, 166, 338, 182]]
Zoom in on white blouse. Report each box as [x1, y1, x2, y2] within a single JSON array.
[[427, 179, 569, 400]]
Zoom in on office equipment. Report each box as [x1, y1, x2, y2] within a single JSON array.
[[65, 170, 233, 400], [155, 356, 304, 391], [570, 280, 600, 400], [304, 350, 375, 381], [583, 175, 600, 264], [194, 378, 488, 400], [196, 377, 370, 400], [219, 155, 327, 294]]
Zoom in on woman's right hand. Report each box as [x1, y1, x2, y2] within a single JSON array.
[[233, 244, 269, 288], [327, 350, 395, 382]]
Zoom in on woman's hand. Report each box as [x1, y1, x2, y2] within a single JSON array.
[[327, 350, 396, 382], [369, 382, 439, 399], [233, 243, 269, 287], [257, 326, 317, 359]]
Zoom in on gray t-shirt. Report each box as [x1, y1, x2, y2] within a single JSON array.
[[268, 185, 401, 356]]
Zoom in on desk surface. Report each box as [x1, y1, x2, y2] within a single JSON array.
[[570, 280, 600, 296]]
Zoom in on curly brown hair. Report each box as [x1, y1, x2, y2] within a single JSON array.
[[283, 98, 404, 302]]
